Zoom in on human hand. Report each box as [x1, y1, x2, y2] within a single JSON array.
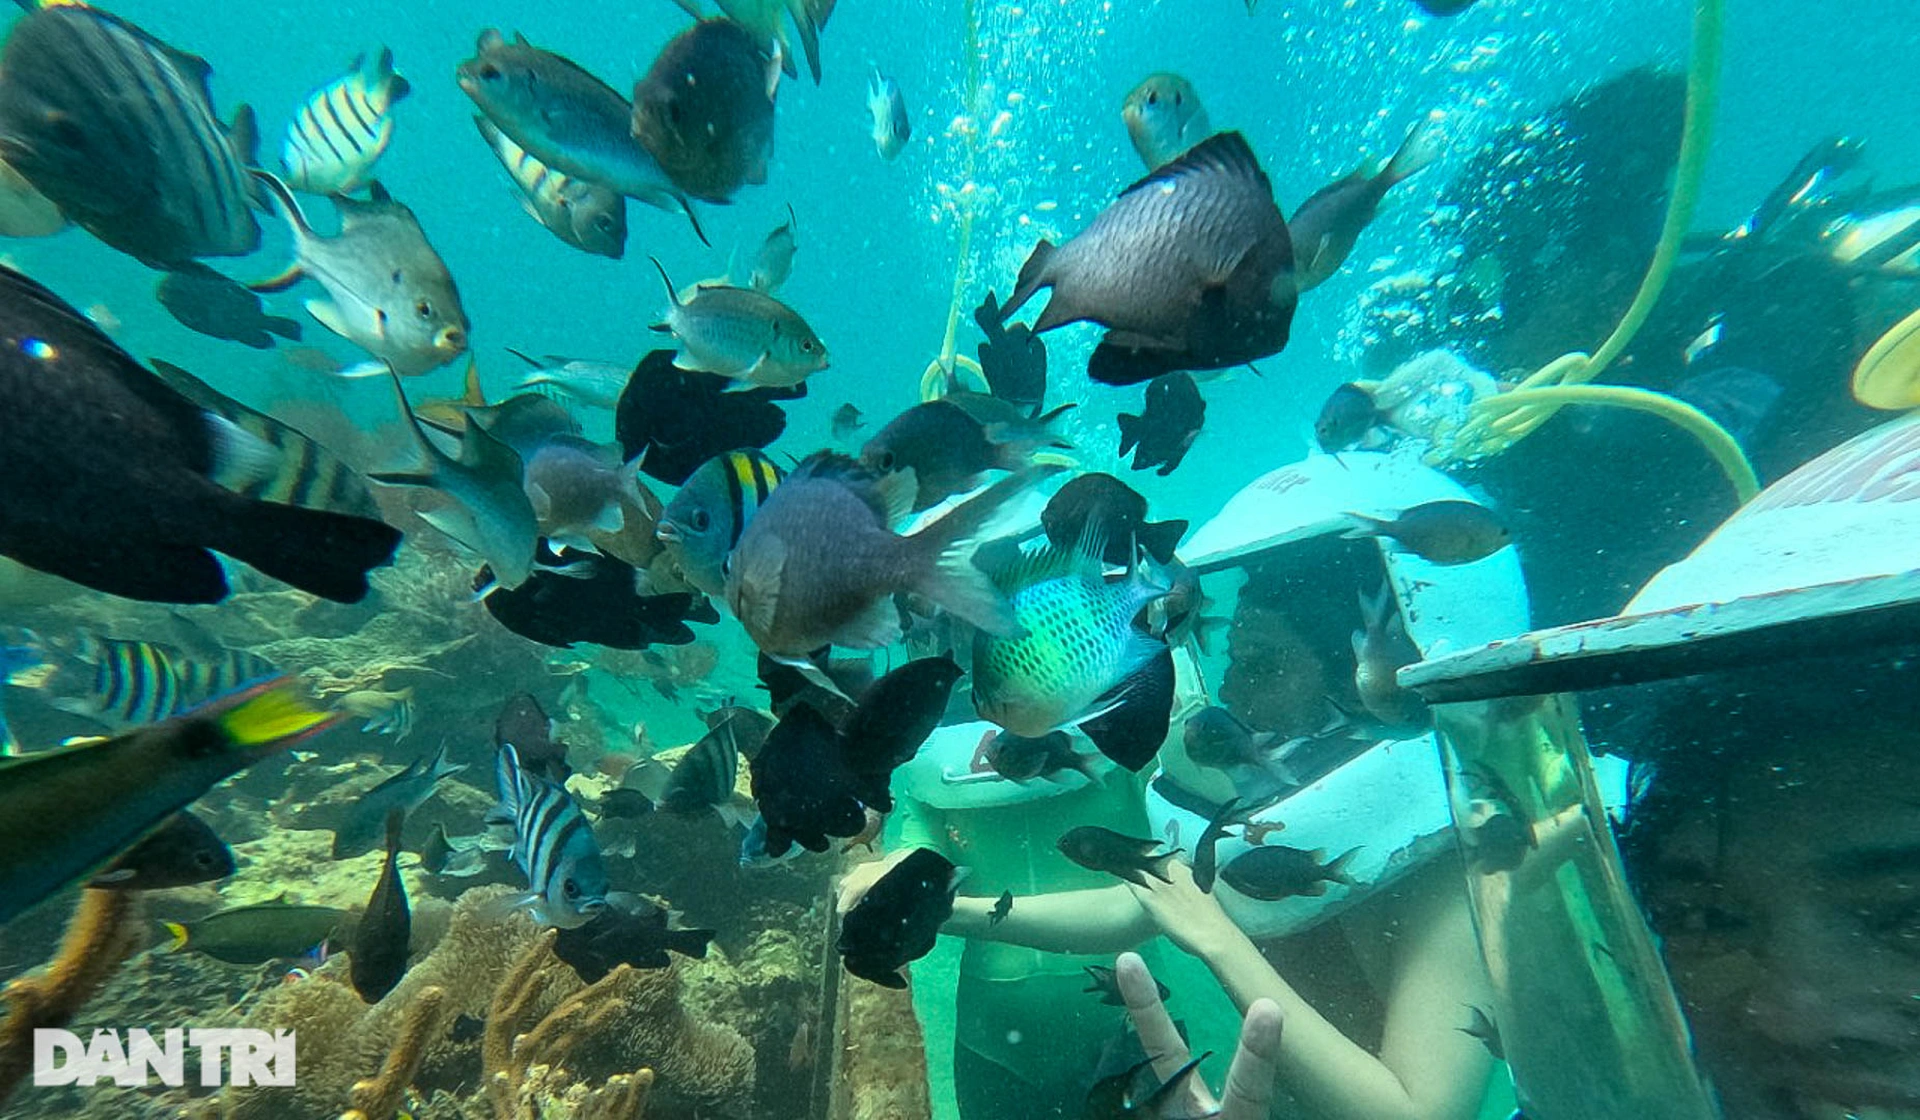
[[1126, 857, 1248, 960], [1117, 951, 1282, 1120], [834, 846, 918, 915]]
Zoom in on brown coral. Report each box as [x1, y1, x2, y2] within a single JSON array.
[[0, 889, 145, 1107]]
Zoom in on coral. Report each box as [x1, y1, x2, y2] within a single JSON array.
[[344, 985, 448, 1120], [0, 890, 145, 1107]]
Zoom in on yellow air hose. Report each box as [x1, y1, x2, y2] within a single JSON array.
[[919, 0, 993, 403], [1448, 0, 1755, 501]]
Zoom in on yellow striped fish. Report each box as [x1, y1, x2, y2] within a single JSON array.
[[281, 48, 411, 196], [656, 450, 785, 596], [473, 116, 626, 259], [9, 630, 276, 731]]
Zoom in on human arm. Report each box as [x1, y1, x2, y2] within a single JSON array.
[[836, 852, 1160, 954], [1130, 859, 1494, 1120]]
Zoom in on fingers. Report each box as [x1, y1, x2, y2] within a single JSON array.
[[1217, 998, 1284, 1120], [1115, 952, 1196, 1086]]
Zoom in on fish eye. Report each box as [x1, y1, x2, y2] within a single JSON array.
[[415, 299, 433, 319], [1146, 91, 1159, 105], [562, 877, 580, 899], [877, 451, 896, 471], [479, 63, 501, 81], [594, 215, 614, 232], [801, 339, 817, 352], [692, 509, 711, 532]]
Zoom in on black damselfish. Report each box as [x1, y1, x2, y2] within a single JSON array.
[[479, 546, 718, 649], [615, 350, 802, 485], [837, 848, 962, 988]]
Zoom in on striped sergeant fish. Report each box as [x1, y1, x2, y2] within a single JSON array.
[[474, 116, 626, 260], [656, 449, 785, 596], [6, 630, 275, 733], [0, 2, 261, 268], [489, 743, 610, 928], [281, 48, 411, 197]]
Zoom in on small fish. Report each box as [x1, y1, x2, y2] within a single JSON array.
[[1413, 0, 1481, 14], [837, 655, 965, 810], [551, 894, 714, 982], [418, 821, 455, 873], [650, 259, 829, 392], [1459, 1004, 1505, 1059], [1351, 584, 1429, 732], [1082, 963, 1168, 1006], [12, 630, 275, 733], [350, 809, 411, 1003], [523, 436, 646, 551], [787, 1018, 814, 1071], [632, 19, 779, 205], [372, 374, 539, 589], [88, 812, 234, 891], [0, 679, 336, 923], [868, 69, 911, 160], [1288, 120, 1440, 292], [987, 890, 1013, 926], [1343, 500, 1510, 566], [750, 702, 870, 856], [1000, 132, 1294, 387], [1192, 797, 1244, 893], [1143, 557, 1224, 654], [1182, 707, 1293, 778], [729, 454, 1055, 657], [1040, 473, 1186, 566], [335, 686, 413, 738], [331, 740, 466, 859], [973, 291, 1049, 417], [615, 349, 801, 485], [862, 397, 1072, 511], [734, 204, 799, 293], [649, 720, 742, 816], [479, 545, 717, 650], [476, 117, 627, 259], [0, 4, 260, 267], [1084, 1053, 1209, 1119], [0, 156, 64, 238], [657, 449, 786, 596], [164, 898, 353, 965], [495, 692, 568, 780], [458, 30, 704, 242], [509, 350, 635, 412], [1218, 844, 1359, 901], [982, 728, 1097, 782], [1121, 72, 1211, 171], [281, 49, 412, 196], [593, 788, 657, 820], [1118, 372, 1205, 476], [252, 174, 469, 376], [832, 403, 866, 441], [0, 267, 401, 604], [1314, 382, 1382, 452], [490, 743, 612, 928], [713, 0, 838, 84], [1056, 826, 1179, 888], [837, 847, 962, 988], [156, 264, 302, 350]]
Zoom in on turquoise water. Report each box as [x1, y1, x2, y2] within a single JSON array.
[[2, 1, 1919, 1118]]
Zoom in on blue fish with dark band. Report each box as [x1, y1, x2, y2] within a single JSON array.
[[490, 743, 609, 928]]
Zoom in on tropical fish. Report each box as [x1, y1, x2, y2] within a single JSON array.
[[832, 403, 865, 441], [868, 69, 910, 160], [156, 264, 303, 350], [734, 205, 798, 292], [372, 374, 539, 589], [1121, 72, 1211, 171], [495, 692, 567, 780], [1313, 381, 1382, 452], [1000, 132, 1294, 386], [1351, 584, 1431, 732], [971, 291, 1050, 417], [632, 19, 779, 204], [1289, 120, 1440, 292], [836, 655, 965, 810], [164, 898, 352, 965], [252, 173, 469, 376], [633, 720, 743, 818], [982, 728, 1097, 782], [349, 809, 411, 1003], [1040, 473, 1186, 566], [334, 685, 413, 738], [491, 743, 611, 928], [7, 631, 275, 733], [281, 48, 412, 197], [1056, 826, 1179, 888], [1219, 844, 1359, 900], [1118, 371, 1205, 476], [592, 788, 656, 820], [712, 0, 839, 83], [508, 350, 632, 411], [87, 812, 233, 891], [656, 449, 786, 596], [0, 3, 260, 267], [0, 156, 65, 238], [1459, 1005, 1505, 1059], [1183, 707, 1298, 787], [1343, 500, 1510, 565], [457, 30, 704, 242], [330, 740, 466, 859], [552, 895, 715, 982], [726, 453, 1052, 658], [1083, 1053, 1209, 1119], [479, 545, 717, 649], [0, 679, 337, 924], [522, 436, 645, 551], [615, 350, 801, 485], [749, 702, 868, 856], [837, 847, 962, 988], [1192, 797, 1244, 893], [862, 397, 1073, 511], [651, 260, 829, 392], [0, 266, 401, 604], [988, 891, 1013, 926], [1082, 962, 1168, 1006], [475, 116, 627, 259]]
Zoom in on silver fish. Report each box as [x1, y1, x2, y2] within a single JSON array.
[[508, 349, 631, 410], [281, 48, 411, 197], [474, 116, 626, 259], [522, 436, 645, 552], [868, 69, 910, 161], [1288, 120, 1440, 292], [252, 173, 469, 376], [1121, 72, 1211, 171], [331, 740, 465, 859], [731, 204, 798, 292], [650, 258, 829, 390]]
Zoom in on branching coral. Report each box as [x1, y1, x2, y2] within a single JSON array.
[[0, 889, 144, 1107]]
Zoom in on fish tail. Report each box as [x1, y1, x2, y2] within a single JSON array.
[[1139, 518, 1188, 563], [202, 677, 341, 751], [1383, 117, 1442, 187], [162, 922, 190, 952], [1144, 847, 1182, 883], [906, 465, 1065, 637], [1324, 846, 1362, 886], [1116, 410, 1143, 456], [999, 240, 1056, 324], [649, 256, 682, 310], [246, 171, 310, 292], [1340, 511, 1388, 541]]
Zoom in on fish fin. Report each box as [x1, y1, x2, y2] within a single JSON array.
[[1324, 846, 1362, 887], [999, 240, 1055, 325], [205, 677, 340, 749], [203, 412, 286, 495], [1120, 130, 1271, 203], [1143, 847, 1182, 883], [1340, 511, 1389, 541], [265, 315, 303, 342], [227, 104, 260, 168], [1138, 518, 1187, 563], [1116, 411, 1143, 456], [1382, 117, 1441, 187], [905, 465, 1064, 636], [872, 467, 918, 525], [162, 922, 190, 953], [88, 868, 137, 886], [733, 531, 786, 638], [247, 169, 314, 264], [1078, 646, 1175, 772], [826, 595, 902, 649], [305, 299, 362, 345], [649, 256, 682, 310]]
